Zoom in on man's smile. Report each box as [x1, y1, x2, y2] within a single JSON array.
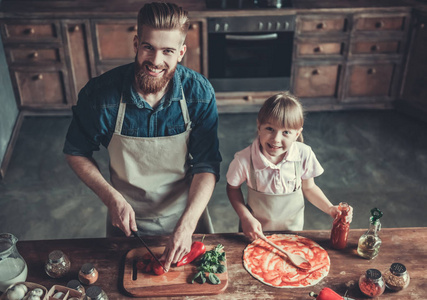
[[145, 65, 165, 77]]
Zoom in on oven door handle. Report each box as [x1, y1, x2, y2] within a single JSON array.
[[225, 33, 278, 41]]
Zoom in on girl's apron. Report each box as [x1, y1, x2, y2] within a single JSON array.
[[107, 90, 213, 236], [247, 146, 305, 231]]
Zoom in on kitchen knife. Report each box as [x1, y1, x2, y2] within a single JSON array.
[[132, 230, 167, 272]]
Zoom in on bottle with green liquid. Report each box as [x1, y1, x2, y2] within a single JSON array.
[[357, 208, 383, 259]]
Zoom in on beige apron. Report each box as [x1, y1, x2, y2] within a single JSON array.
[[247, 146, 304, 231], [107, 90, 213, 236]]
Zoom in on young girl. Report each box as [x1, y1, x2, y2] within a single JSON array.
[[226, 92, 352, 240]]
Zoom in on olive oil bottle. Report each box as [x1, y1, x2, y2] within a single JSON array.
[[357, 208, 383, 259]]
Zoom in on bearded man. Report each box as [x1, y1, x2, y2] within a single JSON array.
[[63, 2, 221, 271]]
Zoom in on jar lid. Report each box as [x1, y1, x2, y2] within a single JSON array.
[[67, 279, 82, 290], [86, 286, 102, 299], [81, 262, 95, 274], [390, 262, 407, 276], [366, 268, 382, 280], [48, 250, 65, 263]]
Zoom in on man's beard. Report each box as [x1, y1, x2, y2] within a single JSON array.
[[134, 58, 176, 94]]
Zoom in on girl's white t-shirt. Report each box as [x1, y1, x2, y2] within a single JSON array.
[[226, 138, 324, 194]]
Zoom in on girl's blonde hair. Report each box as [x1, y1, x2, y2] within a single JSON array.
[[257, 92, 304, 142], [137, 2, 190, 44]]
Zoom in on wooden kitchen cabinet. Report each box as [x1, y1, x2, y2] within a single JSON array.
[[63, 20, 94, 103], [292, 13, 349, 103], [0, 19, 73, 110], [0, 8, 205, 111], [0, 1, 424, 114], [342, 11, 410, 104]]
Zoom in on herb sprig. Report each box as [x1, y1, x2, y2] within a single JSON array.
[[191, 244, 226, 285]]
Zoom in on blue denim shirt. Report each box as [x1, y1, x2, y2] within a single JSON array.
[[63, 63, 222, 179]]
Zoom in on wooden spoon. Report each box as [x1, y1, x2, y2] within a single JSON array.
[[261, 236, 312, 270]]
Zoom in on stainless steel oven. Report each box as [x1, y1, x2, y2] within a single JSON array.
[[208, 15, 295, 92]]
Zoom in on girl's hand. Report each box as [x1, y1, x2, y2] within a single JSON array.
[[329, 205, 353, 223], [241, 216, 264, 241]]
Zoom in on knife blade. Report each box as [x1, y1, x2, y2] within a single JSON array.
[[132, 230, 167, 272]]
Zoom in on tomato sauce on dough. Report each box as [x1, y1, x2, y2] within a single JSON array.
[[243, 234, 330, 288]]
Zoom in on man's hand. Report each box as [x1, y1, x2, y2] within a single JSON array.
[[160, 228, 193, 272], [107, 196, 138, 237]]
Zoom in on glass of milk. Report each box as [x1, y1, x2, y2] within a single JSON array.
[[0, 233, 28, 292]]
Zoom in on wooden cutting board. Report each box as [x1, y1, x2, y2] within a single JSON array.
[[122, 246, 228, 297]]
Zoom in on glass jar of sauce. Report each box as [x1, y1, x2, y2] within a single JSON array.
[[384, 262, 410, 291], [330, 202, 351, 249], [79, 263, 99, 285], [359, 268, 385, 298], [44, 250, 71, 278]]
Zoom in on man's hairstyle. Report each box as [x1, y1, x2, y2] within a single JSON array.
[[137, 2, 190, 43]]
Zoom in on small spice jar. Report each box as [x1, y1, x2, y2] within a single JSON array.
[[44, 250, 71, 278], [85, 286, 108, 300], [384, 262, 410, 291], [359, 268, 385, 298], [79, 263, 99, 285], [67, 279, 86, 294]]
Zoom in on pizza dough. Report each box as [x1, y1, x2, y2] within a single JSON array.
[[243, 234, 330, 288]]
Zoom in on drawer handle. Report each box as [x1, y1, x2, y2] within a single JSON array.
[[313, 46, 323, 53], [24, 28, 35, 35], [33, 74, 43, 80], [312, 69, 320, 75], [129, 25, 138, 32], [70, 25, 80, 32], [370, 45, 380, 52], [316, 22, 327, 30], [189, 23, 198, 30], [367, 68, 376, 75], [30, 52, 39, 59], [375, 21, 384, 29], [420, 23, 425, 29]]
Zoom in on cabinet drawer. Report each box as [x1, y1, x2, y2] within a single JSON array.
[[95, 21, 137, 60], [293, 64, 341, 98], [13, 70, 67, 106], [347, 63, 395, 97], [2, 22, 59, 42], [296, 41, 344, 57], [8, 47, 61, 64], [351, 41, 401, 55], [354, 16, 406, 31], [297, 16, 347, 34]]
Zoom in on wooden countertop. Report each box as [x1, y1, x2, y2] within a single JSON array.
[[2, 227, 425, 299]]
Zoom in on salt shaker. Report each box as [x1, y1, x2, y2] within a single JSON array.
[[384, 262, 410, 291], [44, 250, 71, 278]]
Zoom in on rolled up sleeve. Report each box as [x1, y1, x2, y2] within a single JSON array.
[[189, 93, 222, 181], [63, 85, 104, 157]]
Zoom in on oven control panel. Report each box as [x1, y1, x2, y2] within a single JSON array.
[[208, 15, 295, 33]]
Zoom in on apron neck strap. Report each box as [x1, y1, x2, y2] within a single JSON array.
[[114, 88, 191, 134], [250, 144, 303, 192], [249, 145, 258, 190], [179, 88, 191, 130], [114, 95, 126, 134]]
